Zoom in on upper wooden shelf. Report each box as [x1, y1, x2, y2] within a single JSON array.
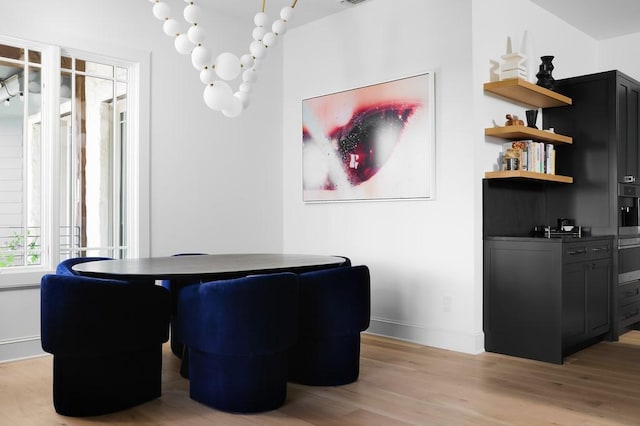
[[484, 126, 572, 144], [484, 78, 572, 108]]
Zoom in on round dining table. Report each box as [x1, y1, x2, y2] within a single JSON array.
[[72, 253, 348, 280], [72, 253, 349, 379]]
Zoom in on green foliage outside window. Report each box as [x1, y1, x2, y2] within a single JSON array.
[[0, 230, 40, 267]]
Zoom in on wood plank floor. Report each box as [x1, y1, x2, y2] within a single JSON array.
[[1, 332, 640, 425]]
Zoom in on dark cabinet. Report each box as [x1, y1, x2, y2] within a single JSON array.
[[543, 70, 640, 336], [484, 236, 612, 364], [617, 76, 640, 184], [562, 257, 611, 348]]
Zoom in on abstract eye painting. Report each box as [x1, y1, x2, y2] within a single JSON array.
[[302, 72, 435, 202]]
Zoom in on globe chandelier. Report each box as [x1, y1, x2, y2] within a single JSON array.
[[148, 0, 298, 117]]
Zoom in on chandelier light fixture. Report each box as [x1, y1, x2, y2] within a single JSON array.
[[148, 0, 298, 117]]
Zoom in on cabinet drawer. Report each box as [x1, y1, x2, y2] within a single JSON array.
[[619, 280, 640, 306], [619, 301, 640, 328], [587, 241, 613, 260], [564, 240, 612, 263]]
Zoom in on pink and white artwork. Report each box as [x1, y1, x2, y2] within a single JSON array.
[[302, 72, 434, 202]]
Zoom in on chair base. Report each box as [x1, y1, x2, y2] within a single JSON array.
[[52, 345, 162, 417], [289, 334, 361, 386], [188, 348, 289, 413]]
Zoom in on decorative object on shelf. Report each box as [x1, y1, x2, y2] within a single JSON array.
[[505, 114, 524, 126], [500, 36, 527, 80], [489, 59, 500, 82], [302, 72, 435, 202], [147, 0, 298, 118], [525, 109, 538, 129], [536, 56, 556, 90]]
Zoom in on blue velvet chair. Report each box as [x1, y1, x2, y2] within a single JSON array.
[[40, 274, 171, 417], [178, 272, 299, 413], [55, 256, 112, 275], [289, 265, 371, 386], [161, 253, 207, 359]]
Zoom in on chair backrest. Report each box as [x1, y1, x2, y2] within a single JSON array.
[[56, 257, 113, 275], [40, 274, 171, 356], [298, 265, 371, 337], [178, 272, 299, 356]]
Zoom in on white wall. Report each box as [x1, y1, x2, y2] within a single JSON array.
[[283, 0, 482, 353], [598, 33, 640, 81]]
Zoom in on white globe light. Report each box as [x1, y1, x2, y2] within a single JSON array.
[[222, 95, 243, 118], [152, 2, 171, 20], [183, 4, 202, 24], [240, 54, 254, 69], [252, 58, 262, 70], [262, 32, 277, 47], [200, 67, 216, 84], [249, 40, 267, 59], [188, 25, 206, 44], [252, 27, 266, 41], [242, 68, 258, 84], [203, 81, 233, 111], [235, 91, 250, 109], [163, 19, 181, 36], [239, 82, 252, 93], [254, 12, 268, 27], [174, 34, 193, 54], [272, 19, 287, 35], [191, 45, 212, 70], [215, 52, 241, 81], [280, 6, 294, 22]]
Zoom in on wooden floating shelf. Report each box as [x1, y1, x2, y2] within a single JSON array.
[[484, 126, 572, 144], [484, 170, 573, 183], [484, 78, 572, 108]]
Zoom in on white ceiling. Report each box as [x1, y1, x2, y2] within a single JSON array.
[[210, 0, 640, 40], [531, 0, 640, 40], [206, 0, 361, 28]]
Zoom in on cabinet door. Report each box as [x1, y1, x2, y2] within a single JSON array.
[[587, 258, 611, 336], [618, 77, 640, 183], [562, 262, 588, 348]]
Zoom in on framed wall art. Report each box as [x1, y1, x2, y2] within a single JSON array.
[[302, 72, 435, 202]]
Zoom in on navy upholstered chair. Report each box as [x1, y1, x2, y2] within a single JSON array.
[[55, 256, 112, 275], [161, 253, 207, 358], [40, 274, 171, 417], [178, 272, 299, 413], [289, 265, 371, 386]]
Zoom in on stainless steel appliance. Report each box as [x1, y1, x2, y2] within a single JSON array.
[[618, 183, 640, 235]]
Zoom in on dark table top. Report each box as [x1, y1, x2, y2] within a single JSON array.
[[72, 253, 347, 280]]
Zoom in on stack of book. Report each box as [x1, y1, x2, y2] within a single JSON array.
[[502, 140, 555, 174]]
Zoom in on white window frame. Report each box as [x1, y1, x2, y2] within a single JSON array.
[[0, 36, 150, 289]]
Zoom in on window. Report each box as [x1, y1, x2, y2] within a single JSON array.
[[0, 37, 143, 275], [0, 43, 43, 268]]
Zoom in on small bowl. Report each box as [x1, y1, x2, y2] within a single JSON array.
[[562, 225, 574, 232]]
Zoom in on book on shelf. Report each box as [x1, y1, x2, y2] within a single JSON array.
[[501, 140, 555, 174]]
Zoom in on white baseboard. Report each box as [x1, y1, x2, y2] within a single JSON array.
[[0, 335, 46, 363], [367, 317, 485, 355]]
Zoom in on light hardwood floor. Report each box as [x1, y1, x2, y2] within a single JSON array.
[[1, 332, 640, 425]]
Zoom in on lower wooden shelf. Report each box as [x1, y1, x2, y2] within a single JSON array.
[[484, 170, 573, 183]]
